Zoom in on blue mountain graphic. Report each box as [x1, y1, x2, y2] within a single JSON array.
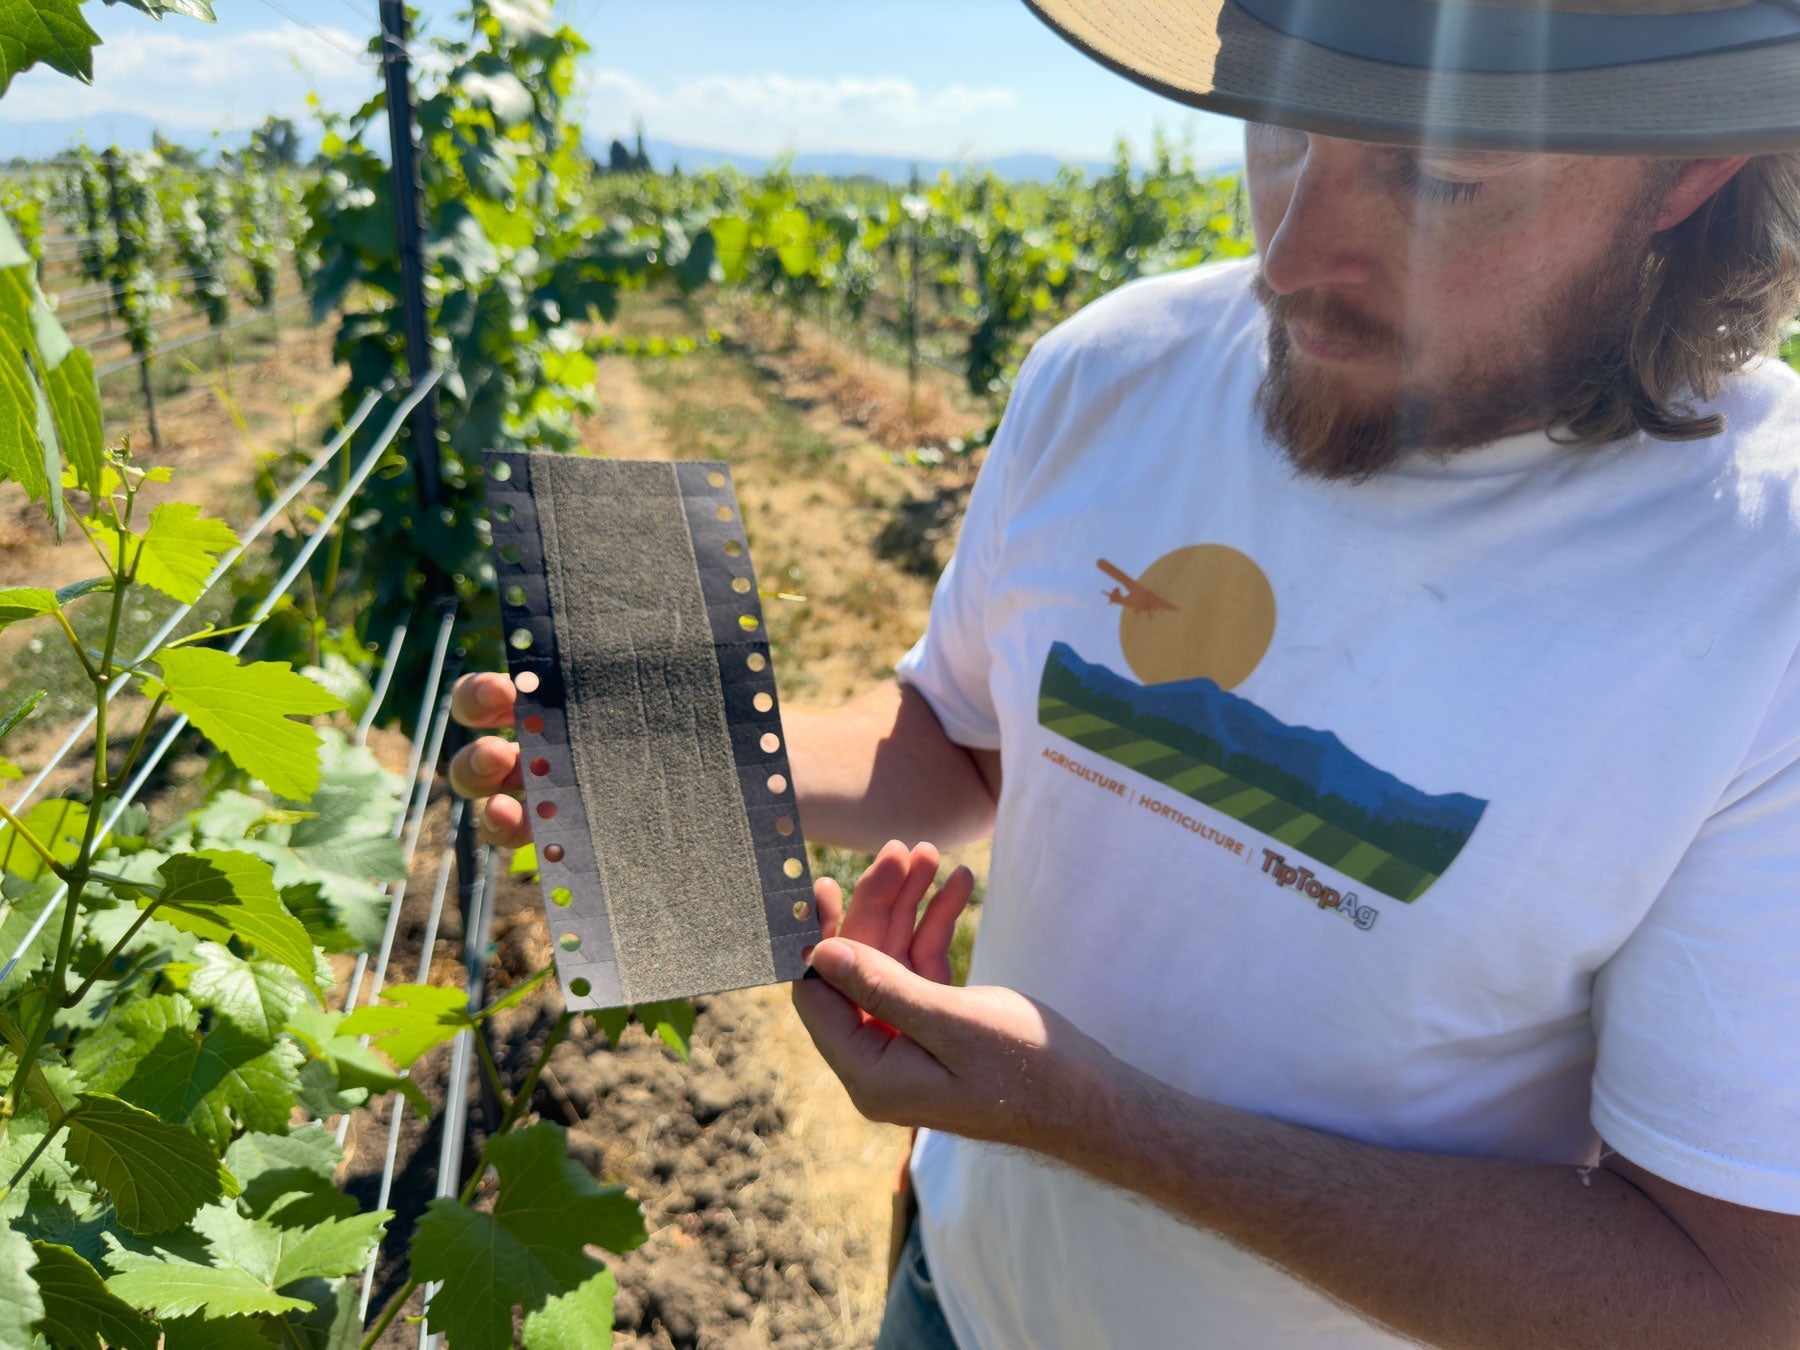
[[1041, 643, 1487, 875]]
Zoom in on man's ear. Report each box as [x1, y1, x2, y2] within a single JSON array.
[[1654, 156, 1752, 232]]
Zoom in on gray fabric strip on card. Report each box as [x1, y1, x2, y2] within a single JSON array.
[[486, 452, 817, 1008]]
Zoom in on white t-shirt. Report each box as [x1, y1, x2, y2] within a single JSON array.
[[896, 258, 1800, 1349]]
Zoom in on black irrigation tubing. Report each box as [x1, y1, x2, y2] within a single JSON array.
[[93, 296, 308, 378], [0, 370, 444, 989], [2, 384, 387, 821]]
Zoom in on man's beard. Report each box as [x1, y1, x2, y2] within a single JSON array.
[[1253, 231, 1658, 482]]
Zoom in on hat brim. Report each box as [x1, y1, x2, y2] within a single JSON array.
[[1025, 0, 1800, 156]]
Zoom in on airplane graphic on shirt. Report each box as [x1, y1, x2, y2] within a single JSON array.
[[1098, 558, 1179, 614]]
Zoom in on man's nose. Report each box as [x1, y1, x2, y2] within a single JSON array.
[[1257, 136, 1380, 296]]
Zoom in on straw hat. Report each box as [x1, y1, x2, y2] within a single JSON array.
[[1023, 0, 1800, 155]]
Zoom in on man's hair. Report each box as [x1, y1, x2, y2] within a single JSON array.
[[1557, 151, 1800, 446]]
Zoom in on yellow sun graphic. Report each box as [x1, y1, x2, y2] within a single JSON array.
[[1101, 545, 1276, 690]]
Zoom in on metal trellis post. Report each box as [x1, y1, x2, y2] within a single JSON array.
[[378, 0, 443, 518]]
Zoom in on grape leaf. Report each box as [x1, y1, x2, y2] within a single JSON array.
[[160, 1314, 281, 1349], [114, 502, 239, 605], [411, 1124, 646, 1350], [0, 1108, 93, 1232], [0, 0, 98, 108], [0, 688, 45, 747], [0, 795, 87, 882], [337, 984, 472, 1069], [279, 883, 362, 955], [151, 850, 318, 987], [63, 1094, 230, 1234], [41, 346, 101, 501], [0, 873, 71, 975], [185, 942, 311, 1042], [146, 648, 345, 801], [280, 1276, 359, 1350], [0, 586, 55, 628], [224, 1126, 357, 1228], [108, 0, 218, 20], [28, 1241, 159, 1350], [521, 1269, 615, 1350], [589, 1007, 628, 1048], [285, 1004, 430, 1118], [633, 1000, 695, 1063], [192, 1201, 388, 1288], [71, 992, 302, 1151], [0, 215, 76, 533], [0, 1223, 45, 1347], [103, 1254, 308, 1320]]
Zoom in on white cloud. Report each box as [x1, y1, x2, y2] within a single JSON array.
[[2, 22, 373, 132], [583, 69, 1020, 155]]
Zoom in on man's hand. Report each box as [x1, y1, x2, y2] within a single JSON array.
[[794, 841, 1116, 1150], [447, 672, 532, 849]]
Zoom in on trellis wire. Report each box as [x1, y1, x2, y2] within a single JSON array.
[[337, 618, 459, 1026], [0, 372, 442, 989], [357, 616, 412, 747], [357, 795, 470, 1322], [94, 295, 308, 377], [2, 385, 386, 826], [419, 843, 497, 1348]]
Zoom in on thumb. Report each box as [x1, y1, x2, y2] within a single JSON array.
[[809, 937, 960, 1049]]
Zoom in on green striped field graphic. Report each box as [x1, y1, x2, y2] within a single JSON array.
[[1038, 696, 1438, 903]]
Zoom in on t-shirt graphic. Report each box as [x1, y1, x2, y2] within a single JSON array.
[[1039, 545, 1488, 909]]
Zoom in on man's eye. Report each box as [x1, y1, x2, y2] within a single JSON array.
[[1395, 158, 1486, 206]]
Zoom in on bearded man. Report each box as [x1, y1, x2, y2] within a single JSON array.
[[451, 2, 1800, 1344]]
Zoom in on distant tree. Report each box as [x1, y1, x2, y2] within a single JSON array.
[[604, 122, 653, 175], [152, 131, 202, 168], [250, 116, 303, 168]]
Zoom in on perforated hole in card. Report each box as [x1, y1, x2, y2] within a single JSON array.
[[486, 453, 820, 1011]]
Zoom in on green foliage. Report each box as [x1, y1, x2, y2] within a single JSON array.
[[104, 151, 170, 361], [0, 211, 101, 540], [411, 1124, 645, 1350], [294, 1, 718, 710], [113, 501, 241, 605], [337, 983, 471, 1070], [145, 650, 347, 801], [0, 0, 100, 97], [234, 165, 280, 312], [71, 991, 303, 1149], [138, 850, 319, 988], [174, 177, 233, 329], [63, 1094, 232, 1235], [28, 1240, 161, 1350]]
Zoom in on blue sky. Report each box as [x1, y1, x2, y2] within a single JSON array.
[[1, 0, 1244, 167]]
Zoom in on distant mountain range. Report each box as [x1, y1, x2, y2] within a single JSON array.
[[1040, 642, 1486, 884], [0, 115, 1238, 184], [620, 137, 1167, 184]]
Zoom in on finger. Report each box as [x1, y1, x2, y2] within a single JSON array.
[[881, 842, 941, 962], [450, 672, 518, 730], [910, 866, 975, 985], [808, 937, 961, 1054], [792, 972, 952, 1122], [476, 793, 533, 849], [811, 876, 844, 949], [839, 840, 912, 947], [448, 736, 523, 800]]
